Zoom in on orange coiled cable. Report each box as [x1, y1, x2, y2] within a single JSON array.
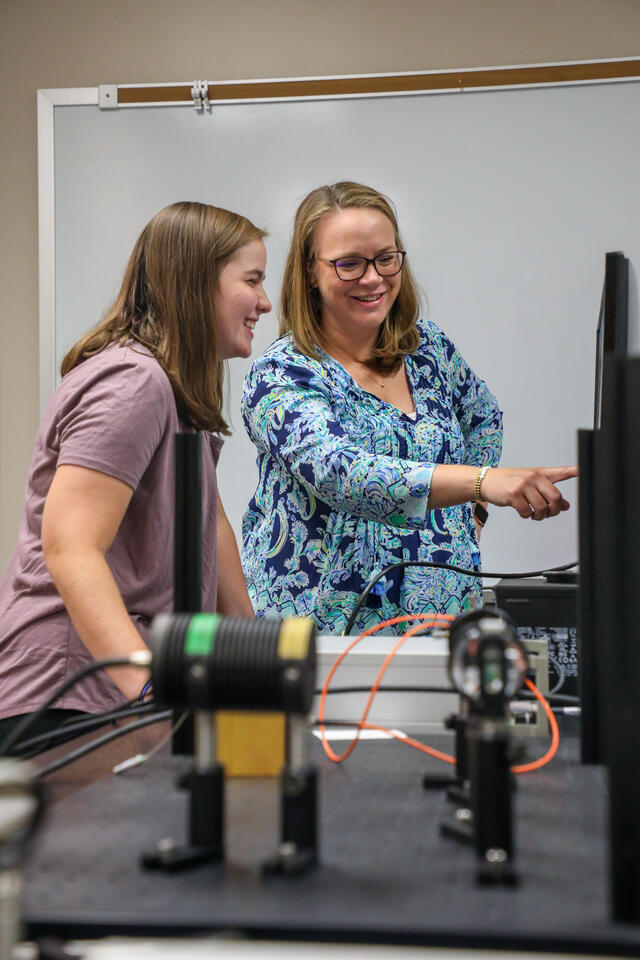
[[318, 613, 454, 764], [319, 614, 560, 774]]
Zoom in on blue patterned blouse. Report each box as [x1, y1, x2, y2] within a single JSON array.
[[241, 318, 502, 635]]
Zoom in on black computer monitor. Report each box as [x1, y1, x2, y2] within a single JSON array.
[[593, 251, 629, 429], [579, 253, 639, 920], [580, 251, 630, 765]]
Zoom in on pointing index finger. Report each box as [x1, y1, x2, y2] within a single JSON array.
[[543, 466, 579, 482]]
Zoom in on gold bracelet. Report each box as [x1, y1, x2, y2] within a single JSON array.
[[474, 465, 491, 501]]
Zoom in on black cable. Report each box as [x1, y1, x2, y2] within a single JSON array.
[[33, 710, 173, 781], [12, 702, 160, 758], [59, 693, 142, 722], [0, 656, 143, 756], [315, 685, 455, 695], [342, 558, 578, 635], [312, 718, 388, 728], [518, 691, 579, 705], [317, 684, 578, 704]]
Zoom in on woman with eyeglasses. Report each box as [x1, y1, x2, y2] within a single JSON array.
[[0, 201, 271, 748], [241, 181, 576, 635]]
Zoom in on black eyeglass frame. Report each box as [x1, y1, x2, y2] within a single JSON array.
[[315, 251, 406, 281]]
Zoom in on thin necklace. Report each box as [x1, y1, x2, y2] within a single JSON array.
[[357, 365, 386, 390], [359, 362, 394, 390], [324, 344, 394, 390]]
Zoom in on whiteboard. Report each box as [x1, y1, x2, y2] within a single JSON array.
[[40, 77, 640, 576]]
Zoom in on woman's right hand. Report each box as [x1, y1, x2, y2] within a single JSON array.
[[480, 466, 578, 521]]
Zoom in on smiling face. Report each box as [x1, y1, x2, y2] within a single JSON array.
[[312, 207, 402, 353], [214, 238, 271, 360]]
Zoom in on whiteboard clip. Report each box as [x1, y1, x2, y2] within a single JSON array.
[[98, 85, 118, 109], [191, 81, 210, 112]]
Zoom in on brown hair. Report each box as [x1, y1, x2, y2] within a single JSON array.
[[61, 201, 266, 434], [280, 181, 420, 371]]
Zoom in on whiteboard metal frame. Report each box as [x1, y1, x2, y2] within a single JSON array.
[[38, 87, 98, 414], [38, 57, 640, 413]]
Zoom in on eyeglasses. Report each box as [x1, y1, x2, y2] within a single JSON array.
[[315, 250, 406, 281]]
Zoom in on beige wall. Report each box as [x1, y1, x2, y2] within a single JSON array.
[[1, 0, 639, 567]]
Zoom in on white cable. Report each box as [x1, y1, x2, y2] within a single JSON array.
[[113, 712, 188, 774]]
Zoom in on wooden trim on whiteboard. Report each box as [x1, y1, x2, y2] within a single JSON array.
[[116, 59, 640, 105]]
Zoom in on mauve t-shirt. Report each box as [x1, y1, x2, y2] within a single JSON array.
[[0, 342, 222, 718]]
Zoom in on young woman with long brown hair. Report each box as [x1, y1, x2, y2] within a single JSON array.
[[0, 201, 271, 743]]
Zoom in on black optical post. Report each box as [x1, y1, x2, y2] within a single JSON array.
[[423, 707, 470, 797], [578, 428, 604, 764], [144, 431, 320, 875], [171, 433, 202, 756], [143, 613, 318, 874], [445, 609, 528, 885], [465, 638, 517, 886]]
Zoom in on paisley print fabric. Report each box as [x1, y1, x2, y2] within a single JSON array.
[[241, 319, 502, 635]]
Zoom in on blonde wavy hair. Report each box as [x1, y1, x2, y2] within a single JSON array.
[[280, 182, 420, 371], [61, 201, 266, 434]]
